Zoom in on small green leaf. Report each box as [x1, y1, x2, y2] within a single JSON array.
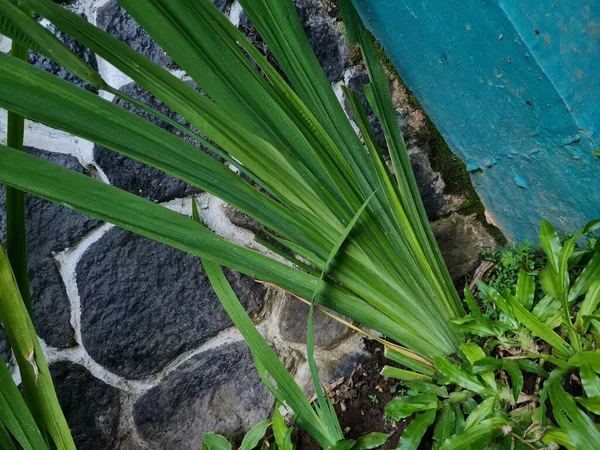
[[540, 220, 562, 273], [396, 409, 437, 450], [240, 420, 271, 450], [548, 383, 600, 448], [384, 394, 439, 421], [433, 405, 456, 446], [569, 253, 600, 302], [461, 344, 496, 390], [434, 357, 494, 396], [504, 361, 523, 402], [400, 381, 448, 398], [351, 432, 388, 449], [327, 439, 355, 450], [575, 396, 600, 415], [202, 433, 232, 450], [453, 403, 465, 434], [580, 363, 600, 397], [463, 397, 496, 431], [438, 417, 506, 450], [272, 407, 294, 450], [515, 269, 535, 311], [568, 352, 600, 372], [514, 359, 547, 376], [541, 427, 577, 450], [576, 279, 600, 333]]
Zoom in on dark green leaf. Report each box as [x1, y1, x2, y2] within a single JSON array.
[[384, 394, 438, 421], [351, 432, 388, 450], [396, 410, 437, 450]]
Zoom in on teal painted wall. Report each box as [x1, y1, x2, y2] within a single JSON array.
[[352, 0, 600, 241]]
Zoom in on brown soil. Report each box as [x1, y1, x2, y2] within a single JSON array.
[[296, 339, 417, 449]]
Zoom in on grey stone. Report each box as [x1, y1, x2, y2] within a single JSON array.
[[278, 293, 351, 349], [223, 204, 262, 235], [409, 148, 465, 220], [77, 228, 267, 379], [93, 82, 203, 202], [211, 0, 231, 12], [51, 361, 121, 450], [96, 0, 177, 69], [29, 13, 98, 92], [432, 213, 497, 279], [134, 341, 274, 450], [0, 326, 12, 365], [295, 0, 348, 82], [0, 148, 100, 348]]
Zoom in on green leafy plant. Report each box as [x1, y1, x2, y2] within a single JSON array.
[[482, 242, 543, 294], [380, 219, 600, 449]]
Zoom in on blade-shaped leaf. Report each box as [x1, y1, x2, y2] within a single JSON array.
[[548, 383, 600, 449], [240, 420, 271, 450], [202, 433, 232, 450], [396, 409, 437, 450], [384, 394, 439, 421]]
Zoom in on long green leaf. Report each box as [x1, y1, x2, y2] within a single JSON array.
[[0, 244, 74, 449], [240, 420, 271, 450], [439, 417, 506, 450], [396, 409, 437, 450], [433, 406, 456, 448], [202, 257, 336, 448], [0, 352, 48, 450], [4, 0, 31, 315], [548, 383, 600, 448], [580, 363, 600, 397], [434, 357, 494, 396], [576, 279, 600, 333]]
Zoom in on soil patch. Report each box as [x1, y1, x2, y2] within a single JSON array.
[[296, 340, 414, 449]]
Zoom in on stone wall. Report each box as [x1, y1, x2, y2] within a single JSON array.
[[0, 1, 497, 449]]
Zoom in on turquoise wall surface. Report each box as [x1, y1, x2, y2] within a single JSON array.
[[352, 0, 599, 241]]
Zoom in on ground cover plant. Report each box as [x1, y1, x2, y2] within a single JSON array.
[[0, 0, 598, 449]]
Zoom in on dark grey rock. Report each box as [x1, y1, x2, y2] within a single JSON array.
[[295, 0, 348, 82], [211, 0, 231, 12], [29, 13, 98, 92], [93, 82, 203, 202], [278, 293, 350, 349], [0, 326, 12, 365], [432, 213, 497, 279], [331, 350, 369, 381], [51, 361, 121, 450], [223, 204, 262, 235], [134, 341, 273, 449], [77, 228, 267, 379], [96, 0, 176, 69], [409, 148, 451, 220], [0, 148, 100, 348]]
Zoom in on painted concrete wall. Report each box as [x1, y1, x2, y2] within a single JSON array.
[[352, 0, 600, 241]]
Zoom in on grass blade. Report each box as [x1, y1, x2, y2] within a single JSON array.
[[0, 244, 74, 449], [396, 409, 437, 450]]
